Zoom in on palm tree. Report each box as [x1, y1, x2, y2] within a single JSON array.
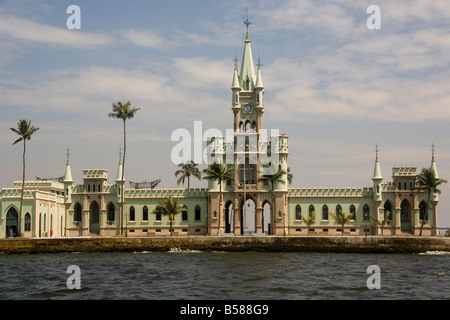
[[287, 167, 293, 185], [10, 119, 39, 237], [175, 160, 202, 191], [258, 166, 287, 236], [152, 196, 187, 236], [259, 166, 287, 190], [416, 167, 447, 236], [330, 209, 353, 235], [108, 101, 140, 235], [370, 211, 390, 236], [202, 162, 234, 235], [302, 211, 315, 235]]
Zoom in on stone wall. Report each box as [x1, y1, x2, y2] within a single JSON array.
[[1, 236, 449, 255]]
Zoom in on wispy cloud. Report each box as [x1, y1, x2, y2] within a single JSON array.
[[0, 14, 115, 49]]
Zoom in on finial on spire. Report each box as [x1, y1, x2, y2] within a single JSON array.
[[375, 143, 379, 161], [257, 54, 262, 70], [244, 7, 251, 30], [66, 147, 70, 164], [119, 147, 122, 164], [244, 7, 251, 41], [233, 55, 239, 70], [432, 143, 436, 161]]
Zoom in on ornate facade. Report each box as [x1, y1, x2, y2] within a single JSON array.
[[0, 30, 441, 238]]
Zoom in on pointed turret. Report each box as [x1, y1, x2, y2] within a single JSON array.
[[232, 65, 240, 90], [240, 31, 256, 90], [255, 62, 263, 89], [116, 148, 125, 183], [372, 146, 383, 181], [431, 143, 439, 179], [63, 148, 73, 205], [372, 145, 382, 202], [63, 148, 73, 183]]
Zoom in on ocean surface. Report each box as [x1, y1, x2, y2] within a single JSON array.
[[0, 250, 449, 300]]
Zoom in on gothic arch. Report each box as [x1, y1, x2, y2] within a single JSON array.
[[262, 200, 272, 234], [240, 195, 256, 235], [225, 200, 233, 233]]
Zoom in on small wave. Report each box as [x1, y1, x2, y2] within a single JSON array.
[[434, 272, 448, 277], [168, 247, 201, 253], [418, 251, 450, 255]]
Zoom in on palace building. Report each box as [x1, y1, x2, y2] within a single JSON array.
[[0, 29, 441, 238]]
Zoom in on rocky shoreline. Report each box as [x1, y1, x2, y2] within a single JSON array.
[[1, 235, 450, 255]]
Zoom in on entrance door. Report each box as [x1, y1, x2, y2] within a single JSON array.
[[225, 201, 233, 233], [6, 207, 18, 237], [262, 202, 271, 235], [400, 200, 412, 233], [240, 198, 255, 235], [90, 201, 100, 234]]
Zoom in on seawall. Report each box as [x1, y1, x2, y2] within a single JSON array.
[[1, 236, 450, 254]]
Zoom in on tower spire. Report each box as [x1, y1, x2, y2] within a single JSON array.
[[431, 143, 439, 178], [116, 148, 125, 182], [240, 8, 256, 90], [63, 147, 73, 183], [372, 144, 382, 180]]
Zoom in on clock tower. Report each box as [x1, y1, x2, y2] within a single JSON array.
[[207, 25, 289, 236]]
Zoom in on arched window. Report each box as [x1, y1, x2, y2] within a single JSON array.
[[87, 184, 90, 192], [322, 205, 329, 220], [295, 205, 301, 220], [246, 78, 249, 90], [384, 201, 392, 220], [419, 201, 427, 220], [235, 93, 238, 104], [195, 205, 201, 221], [182, 205, 188, 221], [107, 203, 115, 221], [309, 205, 315, 217], [143, 206, 149, 221], [363, 204, 370, 221], [24, 213, 31, 232], [336, 205, 342, 216], [252, 121, 257, 133], [129, 206, 135, 221], [245, 121, 251, 132], [239, 121, 244, 133], [350, 205, 356, 220], [93, 184, 96, 192], [74, 203, 82, 222]]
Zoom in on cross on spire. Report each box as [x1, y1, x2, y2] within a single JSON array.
[[244, 7, 251, 31]]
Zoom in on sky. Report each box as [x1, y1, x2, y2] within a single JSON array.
[[1, 0, 449, 228]]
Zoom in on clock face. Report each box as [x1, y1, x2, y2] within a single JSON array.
[[243, 104, 252, 113]]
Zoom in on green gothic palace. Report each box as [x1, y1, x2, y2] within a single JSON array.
[[0, 31, 441, 238]]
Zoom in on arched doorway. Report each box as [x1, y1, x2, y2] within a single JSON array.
[[225, 201, 234, 234], [400, 199, 412, 233], [6, 207, 19, 238], [262, 201, 271, 235], [240, 197, 255, 235], [89, 201, 100, 234]]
